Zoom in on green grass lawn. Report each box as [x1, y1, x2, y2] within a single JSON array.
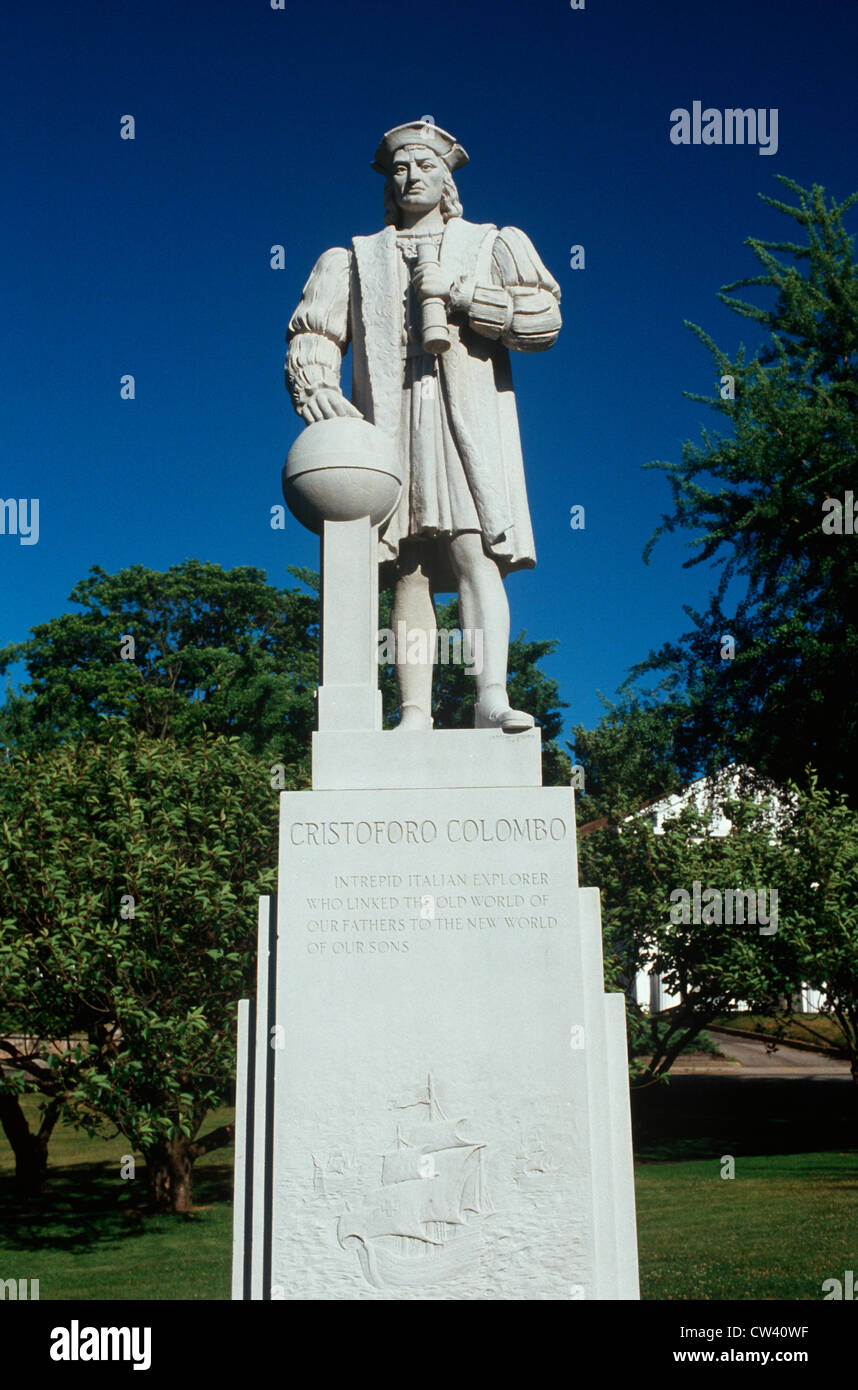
[[636, 1151, 858, 1300], [0, 1100, 234, 1300], [2, 1100, 855, 1299]]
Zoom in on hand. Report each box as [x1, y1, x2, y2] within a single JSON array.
[[411, 263, 453, 304], [300, 388, 363, 425]]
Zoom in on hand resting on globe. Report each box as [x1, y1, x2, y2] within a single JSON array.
[[300, 387, 363, 426]]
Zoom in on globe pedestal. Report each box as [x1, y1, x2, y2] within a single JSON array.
[[317, 516, 381, 732], [281, 417, 403, 734]]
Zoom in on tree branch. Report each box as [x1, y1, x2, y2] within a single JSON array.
[[188, 1122, 234, 1161]]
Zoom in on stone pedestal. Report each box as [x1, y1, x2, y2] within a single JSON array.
[[312, 727, 542, 790], [235, 416, 638, 1299], [232, 739, 640, 1300], [316, 519, 382, 733]]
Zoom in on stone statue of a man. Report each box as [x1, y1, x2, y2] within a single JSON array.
[[285, 120, 561, 732]]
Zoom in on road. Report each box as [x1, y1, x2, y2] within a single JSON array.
[[671, 1027, 852, 1078]]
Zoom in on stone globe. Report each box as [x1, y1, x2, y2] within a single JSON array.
[[282, 417, 402, 535]]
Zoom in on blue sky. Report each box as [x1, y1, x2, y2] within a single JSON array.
[[2, 0, 856, 744]]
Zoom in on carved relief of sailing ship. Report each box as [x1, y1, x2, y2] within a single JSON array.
[[337, 1074, 492, 1289]]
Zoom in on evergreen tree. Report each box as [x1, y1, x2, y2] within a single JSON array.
[[636, 178, 858, 800]]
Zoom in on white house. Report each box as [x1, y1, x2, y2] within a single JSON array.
[[623, 767, 824, 1015]]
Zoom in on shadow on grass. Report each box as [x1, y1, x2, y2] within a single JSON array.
[[633, 1075, 857, 1162], [0, 1161, 234, 1253]]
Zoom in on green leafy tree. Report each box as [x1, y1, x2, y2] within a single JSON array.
[[571, 693, 685, 822], [578, 782, 802, 1082], [571, 694, 688, 1058], [768, 774, 858, 1085], [0, 560, 320, 776], [1, 562, 570, 782], [0, 726, 278, 1211], [0, 559, 313, 1191], [636, 178, 858, 800]]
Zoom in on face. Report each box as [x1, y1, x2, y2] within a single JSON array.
[[389, 145, 446, 213]]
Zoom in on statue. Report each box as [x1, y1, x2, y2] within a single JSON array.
[[285, 120, 561, 733]]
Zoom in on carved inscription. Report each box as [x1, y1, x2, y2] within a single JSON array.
[[289, 816, 568, 846], [302, 869, 560, 955]]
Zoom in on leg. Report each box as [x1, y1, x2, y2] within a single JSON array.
[[391, 541, 436, 731], [447, 532, 534, 732]]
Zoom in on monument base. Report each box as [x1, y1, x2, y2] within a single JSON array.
[[232, 772, 640, 1300], [312, 727, 542, 789]]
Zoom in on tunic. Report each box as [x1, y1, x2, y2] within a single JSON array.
[[286, 218, 561, 592], [392, 228, 482, 547]]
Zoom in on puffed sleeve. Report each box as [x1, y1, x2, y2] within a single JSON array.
[[285, 247, 351, 411], [451, 227, 561, 353]]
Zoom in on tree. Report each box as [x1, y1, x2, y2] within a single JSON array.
[[578, 777, 801, 1083], [0, 560, 320, 775], [571, 692, 685, 821], [635, 178, 858, 801], [1, 561, 571, 782], [0, 726, 278, 1211], [769, 774, 858, 1085], [0, 560, 314, 1195], [0, 1093, 62, 1197]]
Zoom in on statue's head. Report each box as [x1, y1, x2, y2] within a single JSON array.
[[372, 121, 467, 228]]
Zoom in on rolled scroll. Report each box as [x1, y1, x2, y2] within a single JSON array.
[[416, 239, 450, 355]]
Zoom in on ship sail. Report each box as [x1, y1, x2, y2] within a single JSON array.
[[338, 1076, 490, 1288], [339, 1179, 446, 1247], [421, 1146, 482, 1223], [342, 1145, 486, 1249], [381, 1149, 428, 1185], [397, 1118, 476, 1152]]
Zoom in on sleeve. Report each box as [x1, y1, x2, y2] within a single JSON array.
[[285, 247, 351, 411], [451, 227, 562, 353]]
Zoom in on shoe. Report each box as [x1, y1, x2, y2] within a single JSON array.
[[474, 698, 535, 733], [395, 703, 433, 732]]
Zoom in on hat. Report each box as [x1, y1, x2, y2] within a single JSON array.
[[372, 121, 469, 175]]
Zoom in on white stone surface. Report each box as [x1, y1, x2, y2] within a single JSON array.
[[282, 416, 401, 533], [316, 517, 382, 734], [604, 990, 640, 1299], [233, 121, 638, 1301], [262, 785, 638, 1300], [232, 896, 278, 1300], [312, 727, 542, 790], [230, 998, 252, 1301], [578, 888, 640, 1298], [284, 120, 562, 733], [249, 896, 275, 1300]]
